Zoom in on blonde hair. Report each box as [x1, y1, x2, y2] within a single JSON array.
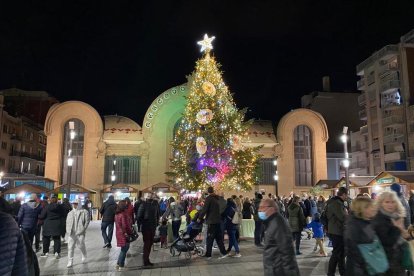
[[375, 191, 406, 217], [350, 197, 374, 219]]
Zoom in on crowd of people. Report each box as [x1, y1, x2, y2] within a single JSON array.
[[2, 182, 414, 275]]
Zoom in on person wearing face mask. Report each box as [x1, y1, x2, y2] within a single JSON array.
[[162, 197, 184, 241], [259, 198, 299, 276], [137, 193, 160, 268]]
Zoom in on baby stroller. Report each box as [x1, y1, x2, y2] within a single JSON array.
[[169, 227, 204, 259]]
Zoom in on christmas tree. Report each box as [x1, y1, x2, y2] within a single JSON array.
[[167, 34, 261, 192]]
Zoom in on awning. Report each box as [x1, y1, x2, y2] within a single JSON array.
[[4, 183, 51, 194]]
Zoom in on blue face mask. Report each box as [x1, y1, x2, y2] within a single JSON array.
[[258, 211, 268, 220]]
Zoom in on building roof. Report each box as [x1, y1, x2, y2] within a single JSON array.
[[103, 115, 143, 142], [51, 183, 97, 194], [4, 183, 51, 194], [314, 180, 339, 189], [349, 176, 376, 187], [247, 120, 277, 144]]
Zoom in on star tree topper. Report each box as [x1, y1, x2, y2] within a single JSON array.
[[197, 34, 215, 53]]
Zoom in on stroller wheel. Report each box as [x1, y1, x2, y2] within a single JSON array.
[[170, 247, 176, 257], [185, 251, 192, 260], [196, 247, 204, 257]]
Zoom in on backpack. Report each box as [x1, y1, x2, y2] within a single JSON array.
[[320, 204, 329, 227]]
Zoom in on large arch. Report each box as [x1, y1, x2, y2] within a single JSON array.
[[142, 84, 188, 186], [44, 101, 104, 190], [276, 108, 329, 196]]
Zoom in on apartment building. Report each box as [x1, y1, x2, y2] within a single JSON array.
[[353, 29, 414, 175]]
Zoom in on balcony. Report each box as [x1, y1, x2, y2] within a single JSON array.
[[372, 139, 380, 151], [10, 134, 21, 141], [382, 115, 404, 127], [358, 94, 366, 105], [350, 161, 368, 169], [357, 79, 365, 90], [384, 152, 406, 162], [359, 109, 367, 120], [378, 62, 399, 77], [377, 45, 399, 60], [351, 142, 367, 152], [9, 150, 45, 162], [380, 80, 400, 93], [383, 133, 405, 144], [360, 125, 368, 135], [367, 75, 375, 86]]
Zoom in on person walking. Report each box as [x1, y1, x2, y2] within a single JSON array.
[[0, 211, 29, 275], [390, 183, 411, 228], [288, 195, 306, 255], [61, 198, 72, 242], [259, 198, 300, 276], [326, 187, 348, 276], [316, 195, 326, 214], [242, 197, 252, 219], [115, 200, 133, 271], [253, 192, 264, 247], [35, 196, 48, 252], [66, 200, 90, 268], [344, 197, 377, 276], [372, 191, 409, 276], [162, 197, 183, 240], [137, 193, 160, 267], [197, 186, 229, 259], [17, 193, 43, 246], [224, 198, 241, 257], [124, 197, 135, 224], [307, 213, 327, 256], [99, 195, 117, 248], [39, 195, 65, 259]]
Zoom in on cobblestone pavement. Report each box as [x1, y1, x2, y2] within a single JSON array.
[[38, 221, 331, 276]]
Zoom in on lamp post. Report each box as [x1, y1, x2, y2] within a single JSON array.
[[67, 121, 75, 201], [273, 158, 279, 197], [341, 126, 350, 193], [111, 158, 116, 187]]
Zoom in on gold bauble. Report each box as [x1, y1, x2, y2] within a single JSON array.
[[202, 81, 216, 96]]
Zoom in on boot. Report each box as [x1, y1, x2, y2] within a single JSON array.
[[67, 258, 73, 268]]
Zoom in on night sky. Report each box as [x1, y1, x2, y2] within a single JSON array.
[[1, 1, 414, 125]]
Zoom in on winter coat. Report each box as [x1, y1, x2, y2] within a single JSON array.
[[163, 202, 184, 221], [326, 196, 347, 236], [66, 208, 90, 236], [242, 201, 252, 219], [372, 210, 405, 276], [0, 212, 29, 276], [115, 211, 132, 247], [126, 203, 134, 223], [316, 200, 325, 214], [17, 200, 42, 230], [309, 199, 318, 217], [409, 195, 414, 223], [307, 220, 324, 238], [39, 203, 64, 237], [398, 195, 411, 228], [303, 199, 311, 217], [99, 197, 117, 223], [137, 199, 160, 231], [0, 197, 13, 214], [344, 214, 376, 276], [263, 212, 300, 276], [198, 194, 223, 225], [224, 201, 238, 230], [288, 203, 306, 233], [61, 201, 72, 218]]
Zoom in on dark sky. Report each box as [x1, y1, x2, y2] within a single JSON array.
[[1, 1, 414, 125]]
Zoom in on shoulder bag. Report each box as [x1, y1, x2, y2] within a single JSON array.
[[357, 236, 389, 275]]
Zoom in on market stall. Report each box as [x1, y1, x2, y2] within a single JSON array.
[[3, 183, 51, 202], [51, 183, 97, 206], [142, 182, 180, 200], [101, 184, 139, 202]]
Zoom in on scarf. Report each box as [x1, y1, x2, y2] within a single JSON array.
[[379, 208, 400, 220]]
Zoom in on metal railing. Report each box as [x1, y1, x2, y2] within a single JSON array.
[[9, 150, 45, 161], [382, 115, 404, 127], [380, 80, 400, 93]]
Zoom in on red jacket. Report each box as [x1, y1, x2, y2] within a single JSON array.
[[126, 204, 134, 222], [115, 211, 132, 247]]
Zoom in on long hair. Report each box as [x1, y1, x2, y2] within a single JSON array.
[[375, 191, 406, 217], [116, 200, 127, 214], [351, 197, 374, 219]]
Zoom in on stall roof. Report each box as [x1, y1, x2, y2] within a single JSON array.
[[366, 171, 414, 186], [101, 183, 139, 193], [51, 183, 97, 194], [314, 180, 339, 189], [4, 183, 51, 194], [349, 176, 376, 187], [142, 182, 179, 193]]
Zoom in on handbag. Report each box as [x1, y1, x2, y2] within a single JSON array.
[[401, 239, 414, 270], [231, 208, 242, 224], [357, 237, 389, 275], [126, 227, 139, 243]]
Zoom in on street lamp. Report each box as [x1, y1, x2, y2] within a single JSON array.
[[273, 158, 279, 197], [67, 121, 75, 201], [111, 158, 116, 186], [341, 126, 350, 193]]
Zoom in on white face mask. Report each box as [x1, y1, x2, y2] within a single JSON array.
[[170, 202, 176, 206], [196, 205, 202, 211]]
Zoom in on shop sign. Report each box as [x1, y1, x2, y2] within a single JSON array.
[[111, 188, 129, 193], [377, 177, 395, 184]]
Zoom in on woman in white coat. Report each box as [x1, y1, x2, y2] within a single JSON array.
[[66, 199, 90, 268]]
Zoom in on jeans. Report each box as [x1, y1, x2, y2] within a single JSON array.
[[117, 243, 130, 267], [35, 224, 42, 250], [171, 219, 181, 240], [254, 220, 263, 245], [227, 227, 239, 253], [43, 235, 61, 254], [292, 232, 301, 253], [205, 224, 227, 257], [327, 234, 345, 276], [21, 227, 36, 246], [142, 228, 155, 265], [101, 221, 114, 245]]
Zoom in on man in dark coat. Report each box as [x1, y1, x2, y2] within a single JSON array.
[[17, 193, 42, 246], [253, 192, 264, 247], [197, 186, 228, 259], [137, 192, 160, 267], [260, 198, 300, 276], [99, 195, 117, 248], [11, 198, 21, 220], [0, 211, 29, 276], [39, 195, 65, 258]]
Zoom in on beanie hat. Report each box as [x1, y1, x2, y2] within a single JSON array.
[[390, 183, 402, 196]]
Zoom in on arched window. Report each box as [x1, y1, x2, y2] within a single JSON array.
[[60, 119, 85, 185], [294, 125, 313, 186]]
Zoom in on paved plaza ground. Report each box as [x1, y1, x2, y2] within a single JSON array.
[[38, 221, 332, 276]]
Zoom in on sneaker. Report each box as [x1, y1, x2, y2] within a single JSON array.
[[107, 244, 112, 249], [81, 255, 87, 263], [313, 246, 318, 252], [103, 243, 109, 248], [218, 254, 229, 260], [117, 266, 125, 271], [67, 259, 73, 268], [40, 253, 48, 258], [296, 251, 302, 256], [255, 243, 264, 248], [233, 253, 242, 258], [202, 255, 212, 260], [55, 252, 61, 259]]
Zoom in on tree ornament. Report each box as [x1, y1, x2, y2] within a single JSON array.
[[196, 137, 207, 155], [230, 135, 242, 151], [202, 81, 216, 96], [196, 109, 214, 125], [197, 34, 215, 53]]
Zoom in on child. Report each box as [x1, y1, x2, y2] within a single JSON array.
[[307, 213, 327, 257], [159, 219, 168, 248]]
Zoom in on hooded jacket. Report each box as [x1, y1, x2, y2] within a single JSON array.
[[66, 204, 90, 236], [99, 196, 117, 222], [17, 200, 42, 230]]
